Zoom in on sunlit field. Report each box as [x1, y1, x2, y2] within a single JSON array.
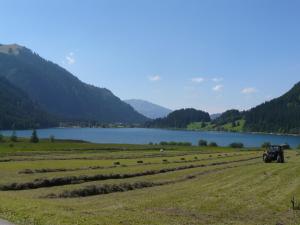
[[0, 139, 299, 225]]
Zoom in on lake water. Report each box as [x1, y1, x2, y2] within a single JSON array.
[[1, 128, 300, 148]]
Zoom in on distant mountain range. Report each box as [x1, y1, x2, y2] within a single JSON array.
[[210, 113, 221, 120], [124, 99, 172, 119], [0, 44, 148, 128]]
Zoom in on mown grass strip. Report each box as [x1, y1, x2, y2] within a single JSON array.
[[18, 153, 253, 174], [46, 162, 258, 198], [0, 157, 259, 191]]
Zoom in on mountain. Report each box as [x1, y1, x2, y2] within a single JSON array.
[[0, 44, 148, 124], [195, 82, 300, 134], [210, 113, 221, 120], [0, 77, 57, 129], [146, 108, 210, 128], [244, 82, 300, 134], [124, 99, 172, 119]]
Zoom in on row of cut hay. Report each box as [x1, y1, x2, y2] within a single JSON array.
[[18, 153, 248, 174], [0, 156, 259, 191], [46, 161, 260, 198]]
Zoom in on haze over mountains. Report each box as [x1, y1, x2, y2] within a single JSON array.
[[124, 99, 172, 119], [0, 43, 300, 134], [0, 44, 148, 128]]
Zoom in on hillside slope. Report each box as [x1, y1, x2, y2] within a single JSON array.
[[0, 44, 148, 124], [0, 77, 57, 129], [244, 82, 300, 134]]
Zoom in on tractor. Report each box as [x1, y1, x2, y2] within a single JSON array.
[[263, 145, 287, 163]]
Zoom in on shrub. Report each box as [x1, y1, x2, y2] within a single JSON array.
[[49, 135, 55, 143], [261, 142, 271, 149], [209, 142, 218, 147], [113, 162, 120, 166], [179, 142, 192, 146], [229, 142, 244, 148], [162, 159, 168, 163], [198, 140, 207, 146], [194, 156, 198, 160], [137, 160, 143, 164], [0, 134, 3, 142], [181, 158, 185, 161]]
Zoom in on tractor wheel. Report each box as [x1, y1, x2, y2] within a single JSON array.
[[277, 155, 282, 163], [263, 154, 268, 163], [280, 153, 285, 163]]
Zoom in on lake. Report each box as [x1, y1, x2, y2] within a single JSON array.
[[1, 128, 300, 148]]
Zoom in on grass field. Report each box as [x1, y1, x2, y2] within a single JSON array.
[[0, 139, 300, 225], [187, 120, 245, 132]]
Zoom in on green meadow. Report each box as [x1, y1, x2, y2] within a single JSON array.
[[0, 139, 300, 225]]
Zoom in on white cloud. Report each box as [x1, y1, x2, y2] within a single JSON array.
[[241, 87, 258, 94], [212, 84, 224, 92], [212, 77, 223, 82], [148, 75, 161, 82], [191, 77, 204, 83], [65, 52, 75, 65]]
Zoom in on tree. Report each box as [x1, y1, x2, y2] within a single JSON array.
[[49, 135, 55, 143], [0, 133, 3, 142], [30, 129, 39, 143], [209, 142, 218, 147], [229, 142, 244, 148], [10, 130, 17, 142]]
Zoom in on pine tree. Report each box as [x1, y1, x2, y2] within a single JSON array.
[[30, 129, 39, 143], [10, 130, 17, 142]]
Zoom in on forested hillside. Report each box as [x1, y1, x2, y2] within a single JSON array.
[[146, 108, 210, 128], [244, 82, 300, 134], [0, 77, 57, 129], [0, 44, 148, 124]]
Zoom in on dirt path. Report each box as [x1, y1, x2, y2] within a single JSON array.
[[0, 219, 15, 225]]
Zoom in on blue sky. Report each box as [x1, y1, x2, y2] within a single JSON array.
[[1, 0, 300, 113]]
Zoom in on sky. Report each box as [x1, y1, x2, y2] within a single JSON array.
[[1, 0, 300, 114]]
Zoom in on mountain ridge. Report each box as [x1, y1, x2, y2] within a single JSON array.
[[0, 44, 148, 124]]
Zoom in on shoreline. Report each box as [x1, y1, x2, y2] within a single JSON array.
[[1, 126, 300, 138]]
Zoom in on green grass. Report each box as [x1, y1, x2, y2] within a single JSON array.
[[187, 119, 245, 132], [0, 139, 299, 225]]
